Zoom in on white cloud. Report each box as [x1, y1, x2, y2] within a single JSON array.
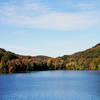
[[29, 12, 99, 30], [0, 1, 100, 30], [0, 44, 49, 56], [2, 12, 99, 30], [73, 1, 97, 11], [77, 3, 95, 10]]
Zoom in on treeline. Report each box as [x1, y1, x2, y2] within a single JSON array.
[[0, 43, 100, 73], [0, 48, 65, 73], [0, 55, 65, 73]]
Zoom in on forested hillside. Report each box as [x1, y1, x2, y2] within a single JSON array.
[[0, 43, 100, 73], [61, 43, 100, 70]]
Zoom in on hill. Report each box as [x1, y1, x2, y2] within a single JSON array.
[[60, 43, 100, 70], [0, 43, 100, 74], [72, 43, 100, 58]]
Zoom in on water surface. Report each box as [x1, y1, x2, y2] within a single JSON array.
[[0, 71, 100, 100]]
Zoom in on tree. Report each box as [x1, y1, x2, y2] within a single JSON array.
[[2, 52, 17, 62]]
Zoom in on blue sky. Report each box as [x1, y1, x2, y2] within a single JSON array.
[[0, 0, 100, 57]]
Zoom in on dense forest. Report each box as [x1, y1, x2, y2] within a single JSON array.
[[0, 43, 100, 74]]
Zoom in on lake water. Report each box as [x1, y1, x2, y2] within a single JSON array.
[[0, 71, 100, 100]]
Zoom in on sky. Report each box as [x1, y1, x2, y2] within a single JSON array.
[[0, 0, 100, 57]]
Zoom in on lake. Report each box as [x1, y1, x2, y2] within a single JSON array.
[[0, 71, 100, 100]]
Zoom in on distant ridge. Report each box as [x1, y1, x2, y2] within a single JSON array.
[[34, 56, 50, 60]]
